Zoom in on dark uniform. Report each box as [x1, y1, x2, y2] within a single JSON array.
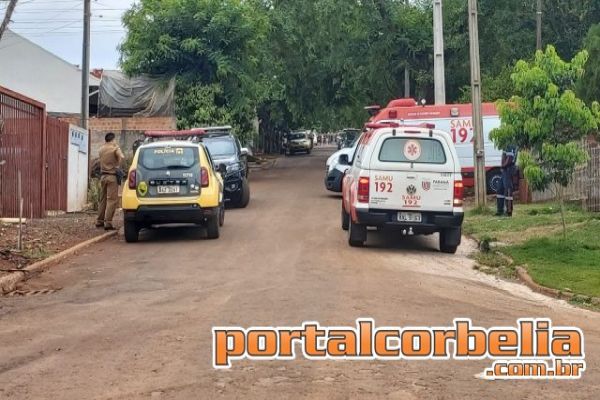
[[96, 139, 125, 229], [496, 147, 516, 217]]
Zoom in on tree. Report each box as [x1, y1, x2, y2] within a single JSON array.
[[491, 46, 598, 236], [577, 24, 600, 104], [120, 0, 269, 143]]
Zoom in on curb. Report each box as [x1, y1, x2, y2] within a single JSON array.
[[0, 230, 118, 295], [470, 235, 600, 307]]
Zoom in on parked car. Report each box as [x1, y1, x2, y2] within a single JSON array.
[[324, 135, 361, 192], [337, 128, 361, 150], [198, 126, 251, 208], [341, 122, 464, 253], [122, 131, 225, 243], [285, 131, 312, 155]]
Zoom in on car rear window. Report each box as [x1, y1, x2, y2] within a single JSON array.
[[139, 146, 199, 170], [378, 138, 447, 164], [203, 138, 237, 157]]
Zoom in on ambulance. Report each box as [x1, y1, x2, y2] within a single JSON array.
[[371, 98, 502, 193]]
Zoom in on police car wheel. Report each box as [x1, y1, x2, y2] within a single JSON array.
[[237, 179, 250, 208], [219, 203, 225, 227], [206, 214, 220, 239], [124, 221, 139, 243]]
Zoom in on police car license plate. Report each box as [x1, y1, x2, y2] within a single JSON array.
[[398, 212, 422, 223], [157, 185, 180, 194]]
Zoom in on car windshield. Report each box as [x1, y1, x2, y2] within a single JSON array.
[[139, 146, 198, 170], [290, 133, 306, 140], [203, 138, 237, 157], [379, 138, 447, 164]]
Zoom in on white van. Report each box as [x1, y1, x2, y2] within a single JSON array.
[[341, 122, 464, 253], [372, 99, 503, 193]]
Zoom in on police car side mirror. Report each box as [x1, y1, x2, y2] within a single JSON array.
[[240, 147, 249, 157], [338, 154, 350, 166]]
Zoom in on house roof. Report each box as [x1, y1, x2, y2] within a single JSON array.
[[1, 30, 101, 86]]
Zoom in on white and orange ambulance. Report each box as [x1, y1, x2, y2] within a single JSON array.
[[370, 98, 502, 193]]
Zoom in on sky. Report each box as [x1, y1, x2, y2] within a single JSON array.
[[1, 0, 136, 69]]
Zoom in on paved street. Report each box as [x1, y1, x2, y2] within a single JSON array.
[[0, 148, 599, 399]]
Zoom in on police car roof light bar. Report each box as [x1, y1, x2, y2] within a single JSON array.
[[144, 129, 206, 138]]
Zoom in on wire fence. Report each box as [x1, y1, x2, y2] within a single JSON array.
[[531, 138, 600, 212]]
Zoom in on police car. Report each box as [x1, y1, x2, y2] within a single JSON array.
[[121, 130, 225, 243], [341, 122, 464, 253]]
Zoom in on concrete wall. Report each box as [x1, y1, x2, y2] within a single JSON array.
[[0, 30, 98, 114], [61, 116, 177, 158]]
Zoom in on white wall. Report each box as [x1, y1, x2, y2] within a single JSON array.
[[0, 30, 98, 114], [67, 125, 89, 212]]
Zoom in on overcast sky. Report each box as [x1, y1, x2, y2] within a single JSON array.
[[1, 0, 136, 69]]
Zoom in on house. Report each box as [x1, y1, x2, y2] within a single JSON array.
[[0, 30, 100, 114]]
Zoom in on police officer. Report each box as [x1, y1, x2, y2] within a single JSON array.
[[496, 146, 517, 217], [96, 132, 125, 230]]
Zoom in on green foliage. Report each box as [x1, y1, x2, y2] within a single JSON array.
[[491, 46, 597, 195], [577, 24, 600, 104], [120, 0, 268, 142], [119, 0, 600, 141]]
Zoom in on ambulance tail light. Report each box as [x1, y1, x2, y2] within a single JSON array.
[[201, 167, 210, 187], [358, 177, 370, 203], [453, 180, 464, 207], [128, 169, 137, 189]]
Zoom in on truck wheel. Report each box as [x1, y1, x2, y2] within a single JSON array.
[[439, 228, 461, 254], [486, 169, 502, 194], [124, 221, 139, 243], [348, 220, 367, 247], [206, 212, 220, 239], [237, 179, 250, 208], [341, 205, 349, 231]]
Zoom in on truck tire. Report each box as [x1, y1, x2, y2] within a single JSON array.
[[237, 179, 250, 208], [348, 220, 367, 247], [439, 228, 461, 254], [341, 205, 349, 231], [486, 169, 503, 194], [206, 212, 220, 239], [124, 221, 139, 243]]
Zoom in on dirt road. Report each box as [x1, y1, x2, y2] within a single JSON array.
[[1, 148, 599, 399]]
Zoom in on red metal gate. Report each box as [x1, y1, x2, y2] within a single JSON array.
[[0, 86, 46, 219], [45, 116, 69, 211]]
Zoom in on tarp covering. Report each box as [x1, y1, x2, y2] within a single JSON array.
[[98, 70, 175, 118]]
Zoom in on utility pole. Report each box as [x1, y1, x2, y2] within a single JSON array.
[[0, 0, 19, 41], [80, 0, 91, 129], [468, 0, 486, 208], [536, 0, 543, 51], [433, 0, 446, 104]]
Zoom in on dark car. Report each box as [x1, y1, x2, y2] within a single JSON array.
[[200, 127, 251, 208], [337, 128, 361, 150]]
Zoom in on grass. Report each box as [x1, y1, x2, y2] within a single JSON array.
[[503, 219, 600, 298], [465, 203, 600, 300], [464, 203, 591, 244]]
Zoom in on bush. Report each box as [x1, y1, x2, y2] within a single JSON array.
[[88, 178, 102, 211]]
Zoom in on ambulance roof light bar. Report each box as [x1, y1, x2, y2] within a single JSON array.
[[365, 122, 436, 130]]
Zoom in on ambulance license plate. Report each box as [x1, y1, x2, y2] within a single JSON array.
[[157, 185, 180, 194], [398, 212, 422, 223]]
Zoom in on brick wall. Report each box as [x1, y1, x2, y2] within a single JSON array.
[[61, 116, 176, 157]]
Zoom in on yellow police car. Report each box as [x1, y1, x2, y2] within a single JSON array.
[[122, 130, 225, 242]]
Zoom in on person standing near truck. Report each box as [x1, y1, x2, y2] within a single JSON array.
[[496, 146, 517, 217], [96, 132, 125, 230]]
